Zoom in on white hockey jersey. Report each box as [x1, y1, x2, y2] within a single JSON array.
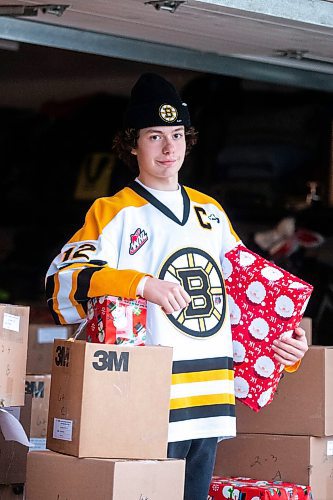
[[46, 181, 241, 442]]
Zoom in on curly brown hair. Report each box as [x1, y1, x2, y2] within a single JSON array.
[[112, 126, 198, 174]]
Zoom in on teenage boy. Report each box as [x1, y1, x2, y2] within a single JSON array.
[[46, 73, 308, 500]]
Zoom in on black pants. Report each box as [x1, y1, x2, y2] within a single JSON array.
[[167, 437, 218, 500]]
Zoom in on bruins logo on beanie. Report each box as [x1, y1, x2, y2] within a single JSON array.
[[123, 73, 191, 129]]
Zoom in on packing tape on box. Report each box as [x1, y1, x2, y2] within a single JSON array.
[[68, 319, 87, 341]]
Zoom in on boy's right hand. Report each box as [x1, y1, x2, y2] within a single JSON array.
[[143, 277, 191, 315]]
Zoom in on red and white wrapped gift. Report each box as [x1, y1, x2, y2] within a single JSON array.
[[223, 244, 313, 411], [209, 476, 313, 500], [86, 295, 147, 345]]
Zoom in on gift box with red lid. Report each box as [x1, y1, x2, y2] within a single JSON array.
[[223, 244, 313, 411], [209, 476, 313, 500], [86, 295, 147, 345]]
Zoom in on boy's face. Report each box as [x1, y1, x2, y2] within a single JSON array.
[[131, 125, 186, 189]]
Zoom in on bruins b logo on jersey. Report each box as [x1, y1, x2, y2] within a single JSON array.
[[158, 247, 226, 338]]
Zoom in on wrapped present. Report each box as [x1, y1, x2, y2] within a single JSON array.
[[86, 295, 147, 345], [209, 476, 313, 500], [223, 245, 313, 411]]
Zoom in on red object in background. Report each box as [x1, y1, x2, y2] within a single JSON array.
[[86, 295, 147, 345], [295, 228, 324, 248], [223, 245, 313, 412], [209, 476, 313, 500]]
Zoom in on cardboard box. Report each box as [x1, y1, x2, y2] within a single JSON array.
[[29, 303, 55, 324], [87, 295, 147, 345], [26, 324, 73, 374], [25, 450, 185, 500], [223, 245, 313, 411], [47, 340, 173, 459], [299, 316, 312, 345], [0, 395, 32, 484], [0, 304, 30, 407], [236, 346, 333, 436], [25, 374, 51, 451], [214, 434, 333, 500], [0, 485, 24, 500]]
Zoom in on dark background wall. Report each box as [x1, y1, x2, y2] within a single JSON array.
[[1, 42, 333, 343]]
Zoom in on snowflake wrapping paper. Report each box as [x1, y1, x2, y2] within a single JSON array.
[[208, 476, 313, 500], [223, 245, 313, 411], [86, 295, 147, 345]]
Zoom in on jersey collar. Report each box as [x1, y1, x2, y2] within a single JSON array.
[[129, 180, 190, 226]]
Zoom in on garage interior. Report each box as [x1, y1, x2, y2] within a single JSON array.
[[1, 6, 333, 344]]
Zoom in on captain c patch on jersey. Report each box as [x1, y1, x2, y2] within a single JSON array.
[[158, 247, 227, 338]]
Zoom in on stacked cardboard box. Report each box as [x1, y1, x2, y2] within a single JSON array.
[[26, 450, 185, 500], [25, 323, 73, 452], [25, 339, 186, 499], [0, 395, 32, 486], [300, 317, 312, 346], [0, 304, 30, 407], [25, 374, 51, 452], [26, 323, 73, 376], [214, 344, 333, 500], [0, 304, 31, 490]]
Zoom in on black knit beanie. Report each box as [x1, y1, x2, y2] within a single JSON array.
[[123, 73, 191, 129]]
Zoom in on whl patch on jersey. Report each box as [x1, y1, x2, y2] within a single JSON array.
[[159, 247, 227, 338], [129, 228, 148, 255]]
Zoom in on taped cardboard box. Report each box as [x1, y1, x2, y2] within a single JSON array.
[[214, 433, 333, 500], [236, 346, 333, 437], [0, 304, 30, 407], [47, 340, 173, 459], [26, 324, 73, 375], [25, 374, 51, 451], [26, 450, 185, 500], [0, 395, 32, 485]]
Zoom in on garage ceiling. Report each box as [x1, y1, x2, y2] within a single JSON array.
[[1, 0, 333, 91]]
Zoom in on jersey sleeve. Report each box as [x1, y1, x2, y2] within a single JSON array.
[[218, 207, 242, 260], [45, 198, 147, 325]]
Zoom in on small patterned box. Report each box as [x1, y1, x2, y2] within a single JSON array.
[[86, 295, 147, 345], [209, 476, 313, 499]]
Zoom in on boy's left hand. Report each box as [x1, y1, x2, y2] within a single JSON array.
[[272, 326, 308, 366]]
